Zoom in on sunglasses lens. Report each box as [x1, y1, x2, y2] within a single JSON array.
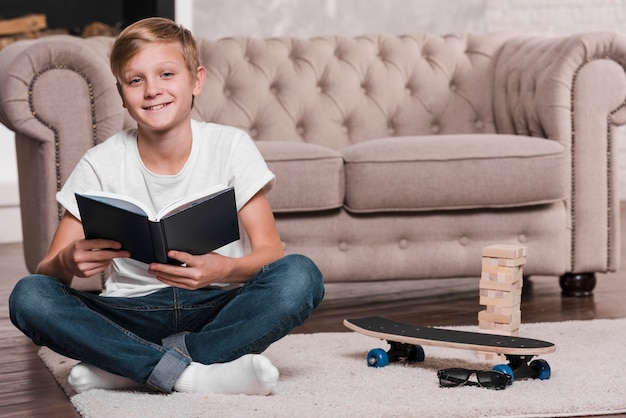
[[438, 368, 511, 390], [437, 368, 471, 387], [476, 370, 511, 390]]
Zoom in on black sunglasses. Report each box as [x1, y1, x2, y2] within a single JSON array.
[[437, 368, 512, 390]]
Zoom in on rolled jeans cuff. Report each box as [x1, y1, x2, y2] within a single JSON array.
[[146, 333, 192, 393], [162, 331, 191, 357]]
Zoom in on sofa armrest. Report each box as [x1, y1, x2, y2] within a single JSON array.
[[494, 32, 626, 274], [0, 35, 125, 274]]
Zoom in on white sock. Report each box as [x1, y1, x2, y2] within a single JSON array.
[[174, 354, 279, 395], [68, 363, 144, 393]]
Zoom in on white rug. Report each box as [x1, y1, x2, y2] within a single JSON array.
[[39, 318, 626, 418]]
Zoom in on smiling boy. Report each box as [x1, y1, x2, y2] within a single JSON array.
[[9, 17, 324, 395]]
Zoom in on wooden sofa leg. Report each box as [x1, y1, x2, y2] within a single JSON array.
[[559, 273, 596, 297]]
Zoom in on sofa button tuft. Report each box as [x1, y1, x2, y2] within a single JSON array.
[[398, 239, 408, 249], [431, 124, 440, 134], [338, 242, 349, 251], [518, 234, 527, 243], [459, 236, 469, 246]]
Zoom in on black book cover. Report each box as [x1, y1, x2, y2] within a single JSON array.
[[75, 186, 239, 264]]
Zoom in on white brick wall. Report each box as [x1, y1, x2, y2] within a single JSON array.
[[485, 0, 626, 34], [0, 124, 21, 243], [189, 0, 626, 38]]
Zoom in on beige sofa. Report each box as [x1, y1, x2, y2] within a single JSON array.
[[1, 31, 625, 296]]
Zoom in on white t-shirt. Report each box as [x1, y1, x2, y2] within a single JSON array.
[[57, 120, 275, 297]]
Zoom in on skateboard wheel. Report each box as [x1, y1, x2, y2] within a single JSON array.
[[530, 359, 551, 380], [367, 348, 389, 368], [493, 364, 514, 385], [408, 345, 425, 362]]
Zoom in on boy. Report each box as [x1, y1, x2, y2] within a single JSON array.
[[9, 17, 324, 396]]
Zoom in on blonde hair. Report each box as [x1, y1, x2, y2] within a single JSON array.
[[110, 17, 200, 82]]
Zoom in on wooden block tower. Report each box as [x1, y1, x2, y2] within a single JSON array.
[[477, 244, 527, 360]]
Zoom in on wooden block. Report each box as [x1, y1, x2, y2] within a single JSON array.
[[482, 244, 527, 259], [478, 320, 520, 334], [480, 287, 522, 298], [0, 14, 47, 36], [477, 327, 519, 337], [486, 304, 520, 316], [480, 269, 523, 282], [477, 351, 504, 362], [481, 263, 523, 278], [480, 295, 521, 308], [479, 287, 522, 307], [478, 309, 521, 325], [482, 256, 527, 267], [478, 320, 497, 330], [479, 288, 522, 307], [500, 256, 527, 267], [494, 321, 520, 333], [479, 278, 523, 291], [477, 245, 526, 363]]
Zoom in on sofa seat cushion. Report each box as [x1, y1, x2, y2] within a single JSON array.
[[342, 134, 568, 212], [256, 141, 345, 212]]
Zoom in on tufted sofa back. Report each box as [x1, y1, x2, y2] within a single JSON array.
[[189, 32, 513, 149], [2, 30, 625, 285]]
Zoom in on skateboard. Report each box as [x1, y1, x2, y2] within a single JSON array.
[[344, 316, 556, 382]]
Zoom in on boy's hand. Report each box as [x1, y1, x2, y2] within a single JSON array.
[[149, 191, 284, 290], [58, 238, 130, 278], [148, 250, 232, 290], [37, 212, 131, 285]]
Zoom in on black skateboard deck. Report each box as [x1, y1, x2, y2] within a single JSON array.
[[344, 316, 555, 381]]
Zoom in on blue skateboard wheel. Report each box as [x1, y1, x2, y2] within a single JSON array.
[[408, 344, 425, 362], [367, 348, 389, 367], [530, 359, 551, 380], [493, 363, 515, 384]]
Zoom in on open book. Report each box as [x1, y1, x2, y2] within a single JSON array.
[[75, 184, 239, 264]]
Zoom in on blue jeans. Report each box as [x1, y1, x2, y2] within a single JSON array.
[[9, 254, 324, 393]]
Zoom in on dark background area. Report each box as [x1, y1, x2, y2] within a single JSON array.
[[0, 0, 174, 34]]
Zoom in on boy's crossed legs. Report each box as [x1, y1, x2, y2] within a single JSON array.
[[10, 254, 323, 395]]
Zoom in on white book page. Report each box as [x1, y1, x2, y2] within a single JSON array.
[[156, 183, 229, 220], [81, 183, 229, 221]]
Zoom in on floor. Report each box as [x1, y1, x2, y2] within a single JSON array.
[[2, 204, 626, 417]]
